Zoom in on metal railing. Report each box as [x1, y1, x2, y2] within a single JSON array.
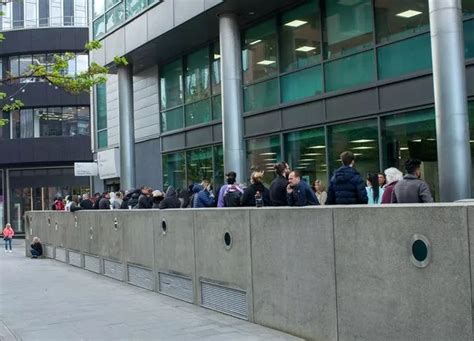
[[1, 16, 87, 31]]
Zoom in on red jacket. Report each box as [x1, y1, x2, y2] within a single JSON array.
[[2, 227, 14, 238]]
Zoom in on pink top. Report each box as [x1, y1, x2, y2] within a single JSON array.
[[2, 227, 14, 238]]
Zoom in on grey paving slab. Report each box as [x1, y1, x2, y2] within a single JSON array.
[[0, 240, 301, 341]]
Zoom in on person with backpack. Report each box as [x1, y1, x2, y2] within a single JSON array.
[[217, 171, 243, 208]]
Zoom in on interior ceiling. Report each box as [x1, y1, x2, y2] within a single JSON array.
[[128, 0, 306, 73]]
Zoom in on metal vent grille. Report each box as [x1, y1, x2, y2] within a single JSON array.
[[200, 281, 248, 320], [103, 259, 123, 281], [68, 251, 82, 267], [55, 247, 67, 262], [45, 245, 54, 258], [84, 255, 101, 273], [159, 273, 193, 303], [128, 265, 153, 291]]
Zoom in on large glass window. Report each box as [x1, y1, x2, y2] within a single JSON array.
[[94, 0, 105, 17], [463, 0, 474, 17], [374, 0, 429, 44], [467, 101, 474, 197], [246, 135, 282, 185], [38, 0, 50, 26], [465, 19, 474, 60], [161, 107, 183, 132], [381, 108, 439, 200], [105, 2, 124, 32], [19, 55, 33, 83], [93, 16, 106, 38], [244, 78, 279, 112], [185, 99, 211, 127], [285, 127, 327, 186], [378, 33, 432, 80], [96, 84, 108, 148], [281, 65, 322, 103], [12, 0, 24, 28], [38, 108, 62, 136], [185, 47, 210, 103], [327, 119, 379, 178], [213, 145, 224, 189], [186, 148, 213, 185], [63, 0, 74, 25], [126, 0, 146, 18], [325, 50, 374, 92], [11, 109, 34, 139], [162, 153, 186, 191], [211, 43, 221, 95], [323, 0, 373, 59], [280, 0, 321, 73], [242, 19, 278, 84], [160, 59, 183, 110]]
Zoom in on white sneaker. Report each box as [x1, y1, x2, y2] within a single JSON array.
[[9, 250, 12, 253]]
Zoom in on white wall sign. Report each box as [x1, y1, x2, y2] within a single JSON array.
[[74, 162, 98, 176], [98, 149, 121, 180]]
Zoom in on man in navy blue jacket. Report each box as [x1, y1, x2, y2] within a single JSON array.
[[287, 171, 319, 206], [327, 151, 368, 205]]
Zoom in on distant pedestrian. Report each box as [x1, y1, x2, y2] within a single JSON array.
[[112, 192, 123, 209], [381, 167, 403, 204], [241, 171, 270, 207], [217, 171, 243, 208], [378, 173, 386, 188], [3, 223, 14, 253], [30, 237, 43, 258], [287, 171, 319, 206], [159, 187, 181, 209], [152, 190, 164, 209], [138, 186, 152, 209], [327, 151, 368, 205], [392, 159, 434, 203], [52, 196, 65, 211], [98, 192, 111, 210], [269, 162, 290, 206], [80, 193, 94, 210], [312, 180, 327, 205], [194, 180, 216, 208], [366, 174, 383, 205]]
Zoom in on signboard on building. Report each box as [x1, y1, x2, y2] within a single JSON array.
[[97, 149, 121, 180], [74, 162, 99, 176]]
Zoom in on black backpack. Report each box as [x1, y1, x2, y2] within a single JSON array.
[[224, 186, 242, 207]]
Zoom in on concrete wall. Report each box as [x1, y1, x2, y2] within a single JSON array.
[[25, 204, 474, 341]]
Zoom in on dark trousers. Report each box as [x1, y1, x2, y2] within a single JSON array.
[[31, 249, 41, 257]]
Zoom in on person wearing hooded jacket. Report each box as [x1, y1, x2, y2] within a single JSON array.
[[194, 180, 215, 208], [159, 187, 181, 209], [327, 151, 368, 205], [241, 171, 271, 207]]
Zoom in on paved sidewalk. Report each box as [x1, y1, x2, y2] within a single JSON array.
[[0, 240, 301, 341]]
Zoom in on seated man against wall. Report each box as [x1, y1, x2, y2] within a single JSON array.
[[286, 170, 319, 206], [392, 159, 434, 203], [30, 237, 43, 258], [327, 151, 368, 205]]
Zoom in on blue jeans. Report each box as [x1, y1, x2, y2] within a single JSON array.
[[4, 238, 12, 250], [31, 249, 40, 257]]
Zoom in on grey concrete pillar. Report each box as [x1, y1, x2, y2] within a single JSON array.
[[219, 13, 246, 184], [117, 65, 136, 190], [429, 0, 471, 201]]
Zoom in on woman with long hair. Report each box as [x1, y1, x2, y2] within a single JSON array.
[[312, 180, 327, 205], [366, 173, 383, 205]]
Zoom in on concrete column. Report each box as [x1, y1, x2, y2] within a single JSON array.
[[219, 13, 245, 184], [117, 65, 136, 190], [429, 0, 471, 201]]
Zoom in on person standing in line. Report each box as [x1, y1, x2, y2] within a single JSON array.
[[217, 171, 243, 208], [378, 173, 387, 188], [80, 193, 94, 210], [98, 192, 111, 210], [241, 171, 271, 207], [194, 180, 216, 208], [381, 167, 403, 204], [392, 159, 434, 203], [287, 171, 319, 206], [3, 223, 14, 253], [327, 151, 368, 205], [269, 162, 290, 206], [159, 187, 182, 209], [366, 174, 384, 205], [30, 237, 43, 258], [312, 180, 327, 205]]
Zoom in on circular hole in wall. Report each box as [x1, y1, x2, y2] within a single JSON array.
[[410, 234, 431, 268], [224, 231, 232, 250]]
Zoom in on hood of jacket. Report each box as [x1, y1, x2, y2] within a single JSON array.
[[333, 166, 361, 184], [165, 186, 177, 198], [192, 184, 203, 193]]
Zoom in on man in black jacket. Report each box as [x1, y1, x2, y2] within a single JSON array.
[[80, 193, 94, 210], [286, 171, 319, 206], [327, 151, 368, 205], [269, 162, 290, 206]]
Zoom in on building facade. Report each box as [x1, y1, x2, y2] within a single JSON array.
[[0, 0, 92, 233], [90, 0, 474, 200]]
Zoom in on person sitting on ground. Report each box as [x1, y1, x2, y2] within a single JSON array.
[[312, 179, 327, 205], [381, 167, 403, 204], [287, 171, 319, 206], [159, 186, 181, 209], [269, 162, 290, 206], [327, 151, 368, 205], [194, 180, 216, 208], [366, 173, 383, 205], [152, 190, 165, 208], [392, 159, 434, 203], [241, 171, 270, 207], [217, 171, 243, 208], [30, 237, 43, 258], [80, 193, 94, 210]]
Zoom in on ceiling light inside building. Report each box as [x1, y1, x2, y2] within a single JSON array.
[[284, 20, 307, 28], [295, 46, 316, 52], [303, 153, 323, 156], [352, 146, 374, 150], [214, 54, 221, 60], [264, 158, 276, 161], [396, 10, 422, 18], [309, 145, 326, 149], [257, 60, 276, 66], [350, 139, 375, 143], [300, 159, 314, 162], [412, 139, 422, 142], [400, 147, 409, 151], [353, 153, 363, 156], [260, 152, 277, 156], [249, 39, 262, 45]]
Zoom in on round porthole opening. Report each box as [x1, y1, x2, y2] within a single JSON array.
[[161, 219, 167, 234], [410, 234, 431, 268], [224, 231, 232, 250]]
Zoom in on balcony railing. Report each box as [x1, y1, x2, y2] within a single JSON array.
[[1, 16, 87, 31]]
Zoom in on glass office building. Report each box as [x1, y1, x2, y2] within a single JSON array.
[[90, 0, 474, 199]]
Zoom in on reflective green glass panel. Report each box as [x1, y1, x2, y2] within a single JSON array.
[[161, 107, 183, 132], [243, 78, 279, 112], [242, 19, 278, 84], [212, 95, 222, 120], [98, 130, 108, 149], [463, 0, 474, 16], [185, 47, 210, 103], [325, 51, 374, 92], [465, 19, 474, 59], [284, 127, 327, 187], [213, 145, 224, 189], [469, 101, 474, 196], [246, 135, 281, 185], [374, 0, 429, 44], [280, 0, 321, 72], [211, 43, 221, 95], [160, 59, 183, 110], [162, 152, 186, 191], [378, 33, 432, 80], [106, 0, 120, 10], [381, 108, 439, 200], [186, 147, 213, 185], [96, 84, 107, 130], [93, 0, 105, 17], [323, 0, 373, 59], [105, 2, 124, 32], [93, 16, 105, 39], [327, 119, 379, 178], [185, 99, 211, 127], [126, 0, 146, 18], [281, 65, 322, 103]]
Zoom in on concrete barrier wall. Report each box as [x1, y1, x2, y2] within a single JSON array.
[[25, 204, 474, 341]]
